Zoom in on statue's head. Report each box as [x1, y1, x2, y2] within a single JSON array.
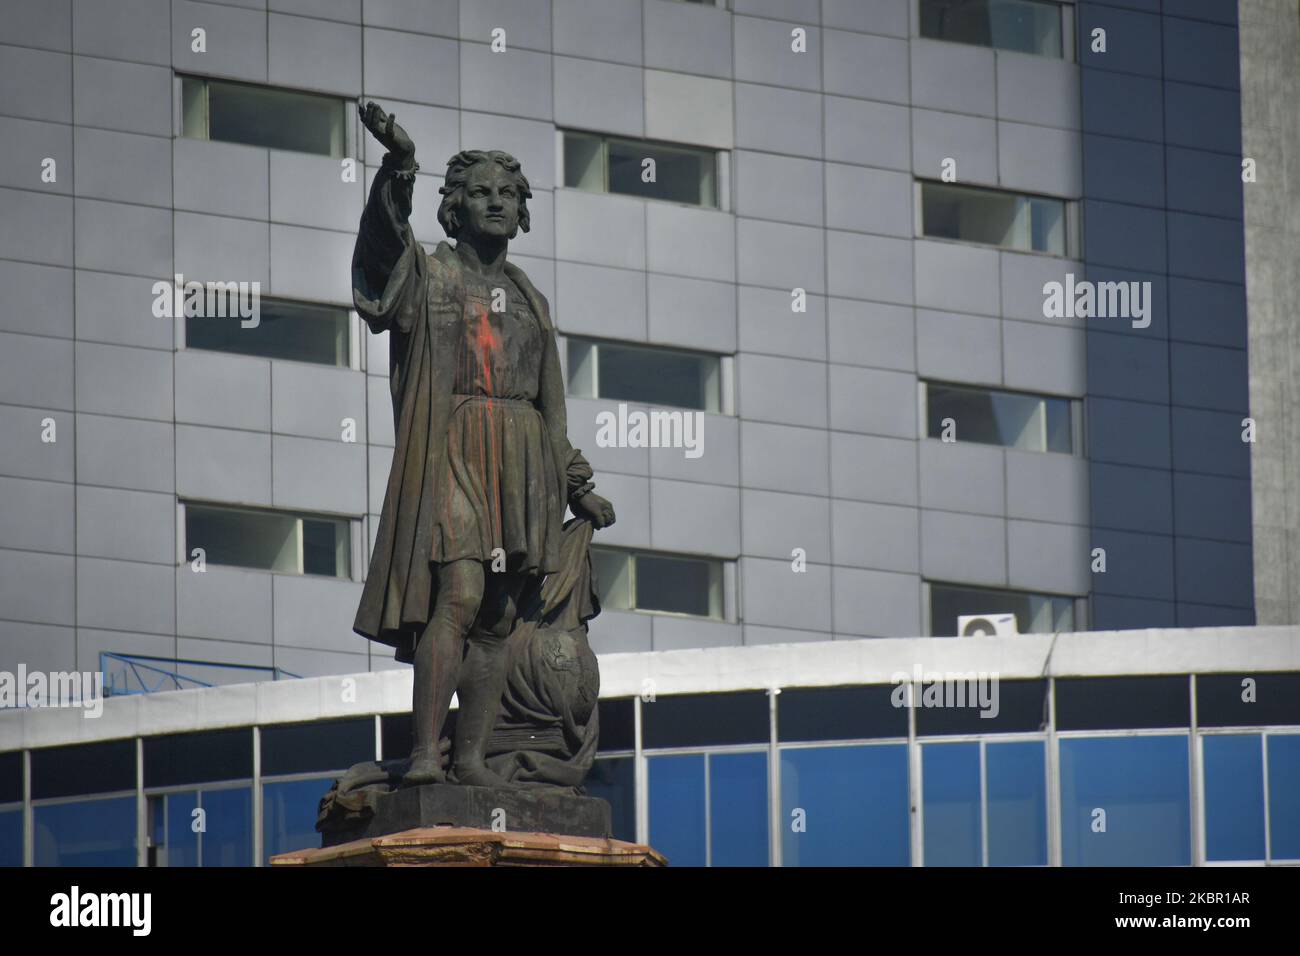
[[437, 149, 532, 242]]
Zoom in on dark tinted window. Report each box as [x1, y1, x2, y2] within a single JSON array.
[[915, 679, 1049, 735], [921, 0, 1064, 57], [261, 719, 374, 776], [0, 751, 21, 804], [144, 729, 253, 788], [1197, 673, 1300, 728], [186, 299, 350, 367], [182, 76, 346, 157], [31, 739, 136, 800], [642, 692, 769, 748], [778, 685, 908, 742], [597, 698, 635, 752], [927, 382, 1072, 453], [1055, 676, 1190, 731]]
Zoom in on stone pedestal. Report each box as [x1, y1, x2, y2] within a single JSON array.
[[271, 827, 666, 867], [319, 781, 613, 846]]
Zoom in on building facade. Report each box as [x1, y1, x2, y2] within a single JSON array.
[[2, 627, 1299, 867], [0, 0, 1293, 867]]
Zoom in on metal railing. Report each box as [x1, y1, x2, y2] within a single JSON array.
[[100, 654, 302, 697]]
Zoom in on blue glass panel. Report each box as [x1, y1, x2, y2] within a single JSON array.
[[262, 777, 332, 862], [922, 743, 981, 866], [710, 752, 768, 867], [166, 791, 199, 868], [34, 797, 137, 866], [781, 745, 909, 867], [1059, 736, 1190, 866], [201, 787, 252, 867], [648, 755, 706, 867], [1268, 734, 1300, 860], [986, 740, 1047, 866], [1203, 734, 1264, 861], [0, 808, 21, 867], [583, 757, 636, 844]]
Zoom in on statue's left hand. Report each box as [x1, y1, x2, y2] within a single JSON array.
[[572, 492, 616, 529]]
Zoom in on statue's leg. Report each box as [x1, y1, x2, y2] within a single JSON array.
[[451, 567, 528, 788], [407, 558, 485, 785]]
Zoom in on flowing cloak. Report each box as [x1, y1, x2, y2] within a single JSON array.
[[351, 154, 593, 663]]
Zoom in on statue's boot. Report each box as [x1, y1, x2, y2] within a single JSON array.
[[450, 627, 512, 789], [403, 750, 447, 786]]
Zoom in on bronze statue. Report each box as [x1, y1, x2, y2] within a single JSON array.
[[351, 101, 615, 791]]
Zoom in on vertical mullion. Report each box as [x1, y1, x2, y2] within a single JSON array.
[[135, 738, 146, 867], [252, 726, 263, 867], [980, 739, 989, 867], [1047, 678, 1061, 866], [1262, 733, 1272, 865], [908, 683, 922, 866], [703, 752, 711, 868], [634, 696, 647, 846], [1188, 675, 1201, 866], [22, 750, 32, 867], [768, 688, 780, 868]]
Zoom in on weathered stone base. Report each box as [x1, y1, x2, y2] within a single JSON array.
[[319, 782, 612, 846], [272, 827, 666, 867]]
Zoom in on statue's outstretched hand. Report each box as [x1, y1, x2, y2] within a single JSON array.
[[572, 492, 616, 530], [359, 100, 414, 157]]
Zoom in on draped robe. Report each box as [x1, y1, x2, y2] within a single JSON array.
[[351, 156, 593, 663]]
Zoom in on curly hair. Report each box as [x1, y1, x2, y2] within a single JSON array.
[[436, 149, 532, 239]]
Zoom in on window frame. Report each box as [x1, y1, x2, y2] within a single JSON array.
[[177, 500, 359, 581], [589, 545, 732, 621], [173, 73, 354, 159], [919, 379, 1084, 456], [922, 579, 1084, 638], [564, 335, 732, 415], [559, 128, 726, 211], [915, 0, 1076, 62], [915, 178, 1078, 258], [177, 294, 359, 371], [1195, 728, 1300, 867]]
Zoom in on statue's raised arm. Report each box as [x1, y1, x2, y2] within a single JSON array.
[[352, 100, 423, 336]]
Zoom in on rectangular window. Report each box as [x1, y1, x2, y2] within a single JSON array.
[[1202, 734, 1266, 862], [34, 796, 138, 867], [263, 776, 336, 863], [186, 298, 350, 367], [181, 75, 346, 157], [1059, 735, 1191, 866], [563, 131, 718, 208], [780, 744, 911, 866], [921, 0, 1065, 57], [567, 337, 722, 412], [147, 786, 252, 867], [591, 547, 724, 619], [184, 503, 350, 578], [646, 751, 769, 868], [1267, 733, 1300, 860], [929, 582, 1074, 636], [0, 806, 20, 867], [1199, 732, 1300, 863], [921, 181, 1067, 255], [926, 381, 1073, 453]]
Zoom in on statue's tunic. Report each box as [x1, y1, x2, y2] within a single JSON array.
[[351, 154, 591, 662]]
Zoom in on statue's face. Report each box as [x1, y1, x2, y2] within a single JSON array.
[[460, 162, 521, 241]]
